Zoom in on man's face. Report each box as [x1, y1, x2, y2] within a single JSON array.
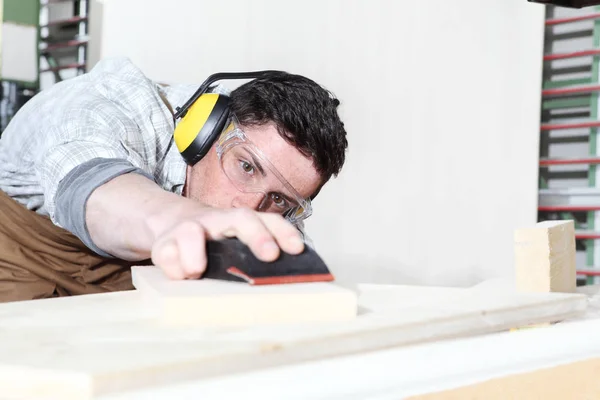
[[184, 122, 322, 215]]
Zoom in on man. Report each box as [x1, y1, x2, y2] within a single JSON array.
[[0, 57, 347, 302]]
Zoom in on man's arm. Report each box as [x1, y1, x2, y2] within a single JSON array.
[[85, 171, 178, 261], [85, 172, 304, 279], [36, 107, 303, 280]]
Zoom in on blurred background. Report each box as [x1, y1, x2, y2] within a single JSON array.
[[3, 0, 599, 288]]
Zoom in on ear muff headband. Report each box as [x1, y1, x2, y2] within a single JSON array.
[[173, 70, 284, 166]]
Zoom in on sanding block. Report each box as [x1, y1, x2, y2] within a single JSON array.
[[203, 238, 334, 285]]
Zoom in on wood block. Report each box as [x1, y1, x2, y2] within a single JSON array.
[[131, 266, 358, 326], [514, 220, 576, 293]]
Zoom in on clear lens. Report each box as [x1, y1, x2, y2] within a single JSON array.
[[216, 118, 312, 223], [220, 144, 310, 218], [221, 146, 263, 192]]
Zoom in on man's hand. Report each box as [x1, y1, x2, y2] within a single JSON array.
[[148, 208, 304, 280], [86, 172, 304, 279]]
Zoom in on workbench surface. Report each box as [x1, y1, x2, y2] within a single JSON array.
[[0, 279, 594, 399], [100, 317, 600, 400]]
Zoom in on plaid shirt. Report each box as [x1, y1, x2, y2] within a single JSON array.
[[0, 57, 228, 221], [0, 57, 313, 253]]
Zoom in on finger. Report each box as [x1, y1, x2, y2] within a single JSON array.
[[257, 212, 304, 255], [174, 221, 207, 279], [151, 238, 185, 280], [200, 208, 280, 261]]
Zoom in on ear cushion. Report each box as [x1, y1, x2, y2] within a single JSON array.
[[174, 93, 231, 165]]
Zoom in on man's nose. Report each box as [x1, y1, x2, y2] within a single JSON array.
[[231, 193, 265, 211]]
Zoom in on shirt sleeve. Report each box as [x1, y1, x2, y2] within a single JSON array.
[[36, 105, 156, 257]]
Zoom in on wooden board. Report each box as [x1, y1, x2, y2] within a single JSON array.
[[0, 280, 587, 399], [131, 266, 358, 326]]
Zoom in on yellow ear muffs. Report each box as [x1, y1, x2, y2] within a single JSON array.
[[174, 93, 231, 165], [172, 70, 283, 166]]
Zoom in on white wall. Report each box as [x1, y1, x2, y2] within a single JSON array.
[[89, 0, 545, 287]]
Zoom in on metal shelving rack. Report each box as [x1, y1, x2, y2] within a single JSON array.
[[38, 0, 88, 86], [538, 5, 600, 285]]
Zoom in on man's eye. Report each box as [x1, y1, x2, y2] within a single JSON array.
[[271, 193, 287, 207], [240, 160, 254, 173]]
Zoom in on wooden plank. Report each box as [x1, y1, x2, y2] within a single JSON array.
[[0, 279, 587, 399]]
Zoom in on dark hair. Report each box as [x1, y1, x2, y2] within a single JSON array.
[[229, 71, 348, 188]]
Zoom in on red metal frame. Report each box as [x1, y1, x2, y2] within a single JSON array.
[[545, 13, 600, 26], [41, 16, 88, 28], [576, 231, 600, 240], [540, 157, 600, 166], [544, 49, 600, 61], [42, 0, 78, 3], [40, 63, 86, 73], [541, 121, 600, 130], [42, 39, 88, 52], [542, 85, 600, 96], [542, 8, 600, 285], [538, 205, 600, 212], [577, 269, 600, 276]]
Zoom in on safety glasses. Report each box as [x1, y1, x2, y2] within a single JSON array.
[[215, 115, 313, 226]]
